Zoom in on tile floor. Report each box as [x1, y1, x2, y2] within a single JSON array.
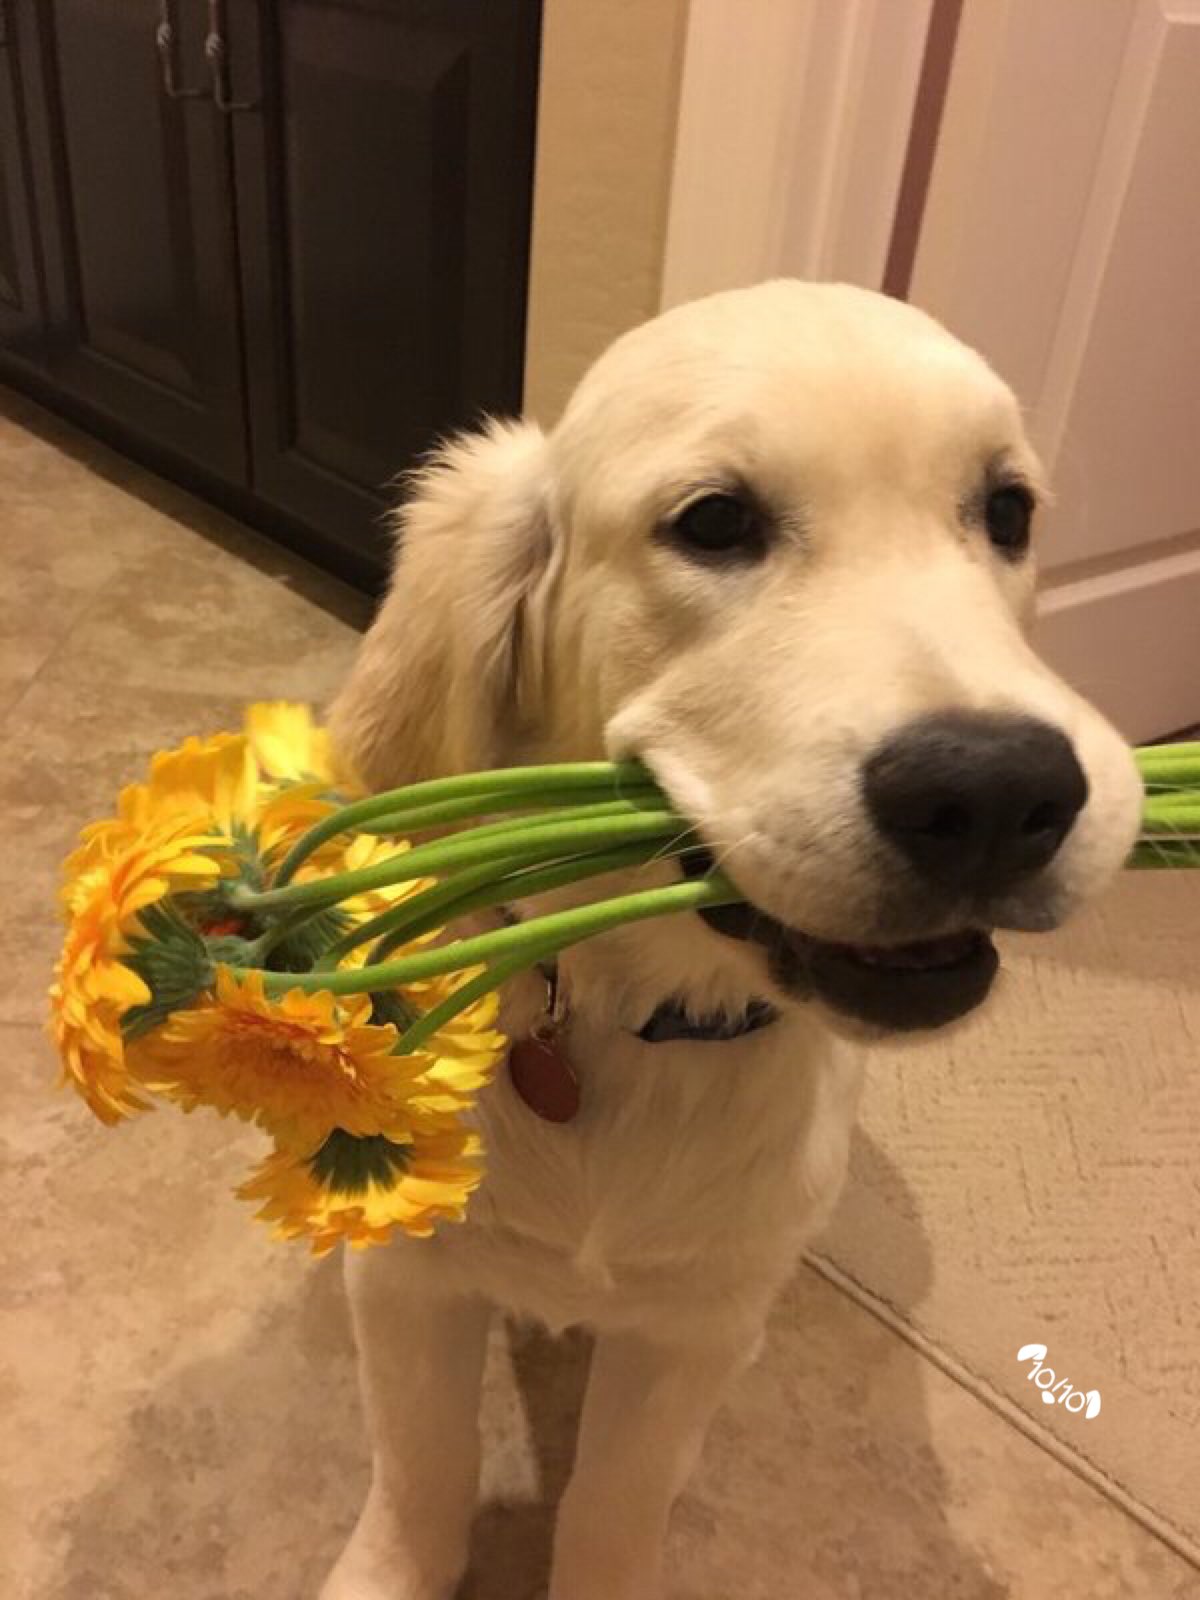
[[2, 389, 1197, 1599]]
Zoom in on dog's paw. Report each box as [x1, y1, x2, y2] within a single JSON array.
[[319, 1548, 463, 1600], [320, 1487, 472, 1600], [320, 1574, 459, 1600]]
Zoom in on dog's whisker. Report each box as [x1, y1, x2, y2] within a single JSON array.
[[632, 829, 756, 877], [706, 831, 757, 875]]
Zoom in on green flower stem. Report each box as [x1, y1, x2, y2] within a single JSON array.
[[1142, 797, 1200, 826], [1134, 743, 1200, 784], [312, 800, 670, 965], [388, 845, 712, 1050], [1130, 740, 1198, 866], [1140, 785, 1200, 841], [314, 840, 656, 970], [257, 806, 660, 966], [1141, 791, 1200, 806], [234, 811, 687, 915], [272, 760, 656, 885], [355, 842, 667, 969], [385, 797, 665, 848], [248, 904, 330, 961], [357, 785, 660, 836], [1138, 770, 1200, 788], [233, 873, 738, 999], [315, 860, 520, 971], [395, 867, 754, 1052], [1130, 839, 1200, 869], [394, 951, 538, 1054], [371, 846, 660, 957]]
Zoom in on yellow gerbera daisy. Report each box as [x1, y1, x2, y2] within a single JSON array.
[[134, 966, 486, 1149], [99, 718, 337, 887], [114, 717, 330, 849], [389, 976, 507, 1112], [50, 809, 224, 1123], [125, 732, 259, 834], [237, 1126, 484, 1252], [255, 780, 341, 868], [136, 729, 330, 865], [244, 701, 334, 785]]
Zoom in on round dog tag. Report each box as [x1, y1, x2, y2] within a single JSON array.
[[508, 1035, 580, 1123]]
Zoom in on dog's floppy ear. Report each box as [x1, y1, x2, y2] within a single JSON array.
[[329, 419, 557, 792]]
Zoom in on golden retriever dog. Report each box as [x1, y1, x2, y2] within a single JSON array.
[[321, 281, 1141, 1600]]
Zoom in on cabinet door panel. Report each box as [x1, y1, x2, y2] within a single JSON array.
[[0, 5, 45, 358], [231, 0, 541, 584], [21, 0, 247, 479]]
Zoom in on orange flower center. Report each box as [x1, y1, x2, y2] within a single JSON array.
[[223, 1010, 359, 1085]]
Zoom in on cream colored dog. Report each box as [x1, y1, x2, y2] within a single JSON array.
[[321, 282, 1142, 1600]]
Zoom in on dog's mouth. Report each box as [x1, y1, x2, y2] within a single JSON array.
[[680, 848, 998, 1032]]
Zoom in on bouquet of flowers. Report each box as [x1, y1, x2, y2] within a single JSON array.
[[47, 704, 1197, 1254], [47, 704, 738, 1253]]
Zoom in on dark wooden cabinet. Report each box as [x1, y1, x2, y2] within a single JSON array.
[[0, 3, 45, 357], [229, 0, 540, 577], [20, 0, 249, 479], [0, 0, 541, 591]]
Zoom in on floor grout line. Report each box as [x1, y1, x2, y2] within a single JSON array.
[[0, 576, 118, 730], [803, 1250, 1200, 1571], [0, 559, 139, 737]]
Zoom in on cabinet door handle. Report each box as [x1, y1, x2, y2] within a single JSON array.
[[205, 0, 260, 113], [155, 0, 211, 99]]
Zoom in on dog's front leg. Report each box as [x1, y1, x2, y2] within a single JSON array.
[[549, 1325, 750, 1600], [322, 1249, 491, 1600]]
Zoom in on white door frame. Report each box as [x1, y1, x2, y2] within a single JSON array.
[[659, 0, 937, 308]]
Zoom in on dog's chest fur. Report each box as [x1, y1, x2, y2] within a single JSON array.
[[429, 954, 865, 1339]]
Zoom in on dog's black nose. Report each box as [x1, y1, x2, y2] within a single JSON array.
[[862, 712, 1088, 897]]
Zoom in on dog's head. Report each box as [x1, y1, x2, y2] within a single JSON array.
[[333, 281, 1141, 1034]]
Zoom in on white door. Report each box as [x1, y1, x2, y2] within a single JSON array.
[[661, 0, 1200, 740], [909, 0, 1200, 740]]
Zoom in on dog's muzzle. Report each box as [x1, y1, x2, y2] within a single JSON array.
[[681, 849, 999, 1032]]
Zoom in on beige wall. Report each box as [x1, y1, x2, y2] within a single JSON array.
[[522, 0, 690, 425]]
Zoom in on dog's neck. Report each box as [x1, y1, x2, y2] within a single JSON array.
[[496, 890, 787, 1041]]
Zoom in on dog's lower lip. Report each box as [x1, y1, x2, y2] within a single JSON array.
[[683, 845, 981, 970], [682, 845, 998, 1029], [802, 930, 998, 1031], [828, 930, 984, 972]]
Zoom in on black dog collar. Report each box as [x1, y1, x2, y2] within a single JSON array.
[[635, 994, 780, 1044], [498, 907, 780, 1047]]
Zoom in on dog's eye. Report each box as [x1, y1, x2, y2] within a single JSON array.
[[984, 485, 1034, 557], [670, 493, 766, 561]]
